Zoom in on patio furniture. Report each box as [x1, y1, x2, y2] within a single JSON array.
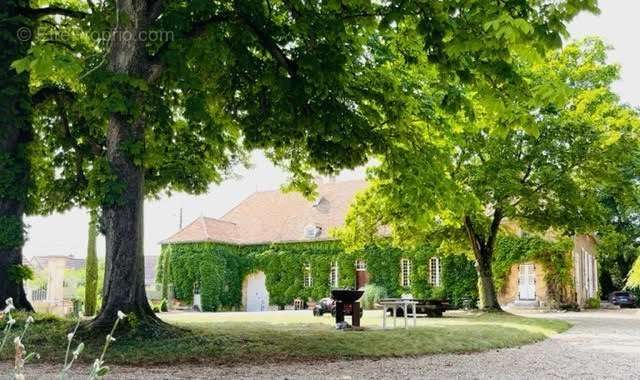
[[378, 299, 418, 329]]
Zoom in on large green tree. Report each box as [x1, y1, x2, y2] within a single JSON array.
[[342, 39, 640, 310], [0, 0, 88, 310], [13, 0, 596, 328]]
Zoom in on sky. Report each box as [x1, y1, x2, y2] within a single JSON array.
[[22, 0, 640, 259]]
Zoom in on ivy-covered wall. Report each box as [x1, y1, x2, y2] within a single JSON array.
[[159, 240, 479, 311], [492, 234, 574, 304], [159, 243, 250, 312]]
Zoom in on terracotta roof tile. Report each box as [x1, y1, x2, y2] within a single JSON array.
[[163, 179, 368, 245], [162, 216, 240, 244]]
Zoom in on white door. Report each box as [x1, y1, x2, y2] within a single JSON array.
[[518, 264, 536, 300], [245, 272, 269, 312]]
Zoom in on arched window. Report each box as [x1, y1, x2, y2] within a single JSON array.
[[429, 256, 441, 287]]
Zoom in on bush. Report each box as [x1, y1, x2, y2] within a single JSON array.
[[159, 299, 168, 312], [359, 284, 387, 309], [627, 287, 640, 306], [585, 297, 601, 309]]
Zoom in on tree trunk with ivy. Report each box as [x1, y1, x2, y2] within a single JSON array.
[[84, 210, 98, 316], [463, 210, 503, 311], [88, 0, 160, 330], [0, 0, 33, 311]]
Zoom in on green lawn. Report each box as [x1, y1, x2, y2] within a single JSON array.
[[1, 310, 569, 366]]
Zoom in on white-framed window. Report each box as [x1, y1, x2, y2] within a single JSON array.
[[429, 256, 442, 287], [401, 258, 411, 287], [330, 261, 339, 288], [356, 259, 367, 271], [303, 262, 313, 288]]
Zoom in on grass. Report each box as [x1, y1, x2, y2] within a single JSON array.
[[0, 310, 570, 366]]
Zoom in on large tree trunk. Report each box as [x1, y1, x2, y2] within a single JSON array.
[[0, 0, 34, 311], [476, 246, 500, 310], [464, 210, 503, 311], [89, 0, 159, 329]]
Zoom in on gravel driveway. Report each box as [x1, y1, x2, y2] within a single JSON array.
[[2, 309, 638, 379]]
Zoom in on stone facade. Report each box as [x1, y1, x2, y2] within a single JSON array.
[[498, 262, 549, 307], [499, 234, 598, 309]]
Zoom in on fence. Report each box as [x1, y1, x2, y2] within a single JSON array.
[[30, 287, 48, 302]]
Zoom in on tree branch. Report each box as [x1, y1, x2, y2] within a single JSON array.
[[150, 12, 233, 64], [32, 86, 75, 106], [20, 6, 88, 19], [520, 161, 533, 184], [463, 215, 484, 257], [236, 12, 298, 78], [486, 208, 503, 252]]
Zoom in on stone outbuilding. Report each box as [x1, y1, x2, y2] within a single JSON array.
[[498, 235, 598, 308]]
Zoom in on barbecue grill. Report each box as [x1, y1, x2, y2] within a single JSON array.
[[331, 289, 364, 328]]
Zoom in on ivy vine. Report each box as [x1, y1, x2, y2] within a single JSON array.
[[493, 234, 573, 303], [160, 240, 479, 311]]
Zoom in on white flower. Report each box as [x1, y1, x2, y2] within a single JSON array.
[[3, 304, 15, 314], [5, 297, 13, 306], [13, 336, 21, 344], [106, 334, 116, 342], [7, 318, 16, 326], [67, 332, 75, 341], [26, 316, 34, 324], [73, 342, 84, 358], [117, 310, 126, 320]]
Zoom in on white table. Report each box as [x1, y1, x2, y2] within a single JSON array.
[[378, 300, 418, 329]]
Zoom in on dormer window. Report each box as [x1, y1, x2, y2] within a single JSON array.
[[304, 224, 323, 239], [312, 196, 330, 213]]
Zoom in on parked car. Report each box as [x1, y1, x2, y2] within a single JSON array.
[[313, 298, 335, 316], [608, 291, 637, 308], [312, 297, 364, 318]]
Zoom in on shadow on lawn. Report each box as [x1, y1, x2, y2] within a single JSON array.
[[1, 312, 570, 366]]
